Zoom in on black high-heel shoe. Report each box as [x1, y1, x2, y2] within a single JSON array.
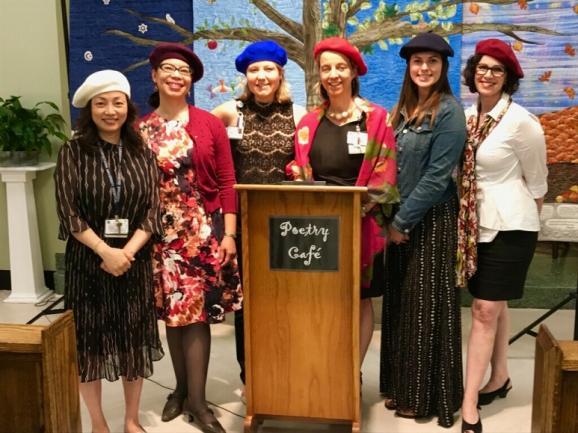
[[478, 378, 511, 406], [462, 413, 482, 433], [183, 401, 226, 433]]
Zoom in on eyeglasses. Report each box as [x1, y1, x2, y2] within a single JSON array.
[[476, 64, 506, 77], [159, 63, 193, 76]]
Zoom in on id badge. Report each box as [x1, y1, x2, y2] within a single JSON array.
[[226, 113, 244, 140], [226, 126, 243, 140], [347, 131, 368, 155], [104, 218, 129, 238]]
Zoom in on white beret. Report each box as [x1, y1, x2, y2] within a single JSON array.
[[72, 70, 131, 108]]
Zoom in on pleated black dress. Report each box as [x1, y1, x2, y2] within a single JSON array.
[[380, 196, 463, 427], [54, 139, 164, 382]]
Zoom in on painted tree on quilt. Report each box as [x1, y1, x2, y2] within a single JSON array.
[[107, 0, 562, 107]]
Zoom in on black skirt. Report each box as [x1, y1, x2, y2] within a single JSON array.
[[380, 196, 463, 428], [468, 230, 538, 301]]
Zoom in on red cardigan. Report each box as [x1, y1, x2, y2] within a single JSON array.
[[140, 105, 237, 214]]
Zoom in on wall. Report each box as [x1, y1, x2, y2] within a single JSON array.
[[0, 0, 69, 275]]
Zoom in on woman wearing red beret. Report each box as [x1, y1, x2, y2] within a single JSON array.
[[379, 32, 466, 428], [288, 36, 399, 377], [458, 38, 547, 433], [138, 42, 242, 433]]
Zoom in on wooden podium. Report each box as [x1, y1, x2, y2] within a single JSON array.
[[0, 311, 81, 433], [236, 184, 365, 433], [532, 325, 578, 433]]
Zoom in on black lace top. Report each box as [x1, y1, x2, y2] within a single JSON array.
[[232, 98, 295, 184]]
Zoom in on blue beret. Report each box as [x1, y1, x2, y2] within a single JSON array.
[[399, 32, 454, 60], [235, 40, 288, 74]]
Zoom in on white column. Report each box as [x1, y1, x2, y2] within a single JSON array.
[[0, 162, 55, 303]]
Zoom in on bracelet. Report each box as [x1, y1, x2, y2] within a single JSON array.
[[224, 232, 237, 239]]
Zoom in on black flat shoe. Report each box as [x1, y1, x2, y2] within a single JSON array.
[[161, 392, 185, 422], [383, 397, 396, 410], [478, 378, 511, 406], [183, 402, 226, 433], [462, 413, 482, 433], [395, 408, 418, 419]]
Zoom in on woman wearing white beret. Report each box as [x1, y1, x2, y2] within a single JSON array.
[[54, 69, 164, 433]]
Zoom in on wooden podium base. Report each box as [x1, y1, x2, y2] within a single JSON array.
[[243, 415, 360, 433], [236, 185, 364, 433]]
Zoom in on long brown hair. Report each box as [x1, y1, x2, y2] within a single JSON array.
[[74, 96, 145, 153], [390, 57, 452, 129]]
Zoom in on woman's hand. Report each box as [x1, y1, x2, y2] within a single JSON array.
[[218, 235, 237, 266], [388, 226, 410, 245], [96, 243, 133, 277], [361, 202, 376, 217]]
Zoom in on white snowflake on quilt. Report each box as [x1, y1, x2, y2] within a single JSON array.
[[138, 23, 148, 34], [165, 14, 175, 24], [102, 0, 111, 5], [84, 51, 93, 62]]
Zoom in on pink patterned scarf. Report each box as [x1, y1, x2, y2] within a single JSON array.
[[287, 99, 399, 287]]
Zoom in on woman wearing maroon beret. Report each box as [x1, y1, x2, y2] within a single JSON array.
[[288, 36, 398, 378], [457, 39, 547, 433], [138, 42, 242, 433]]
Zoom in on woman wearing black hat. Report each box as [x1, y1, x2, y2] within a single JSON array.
[[211, 40, 305, 396], [379, 32, 466, 427], [55, 70, 164, 433], [138, 43, 242, 433], [458, 39, 547, 433]]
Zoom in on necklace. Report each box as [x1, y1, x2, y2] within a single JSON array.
[[254, 99, 273, 108], [327, 106, 354, 121]]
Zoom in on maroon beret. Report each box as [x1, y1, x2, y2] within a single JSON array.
[[313, 37, 368, 76], [149, 42, 204, 83], [475, 39, 524, 78]]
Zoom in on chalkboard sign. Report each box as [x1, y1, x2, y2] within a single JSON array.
[[269, 216, 339, 271]]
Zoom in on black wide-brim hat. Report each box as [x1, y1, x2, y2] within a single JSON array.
[[399, 31, 454, 60]]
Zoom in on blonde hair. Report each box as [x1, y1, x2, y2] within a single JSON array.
[[237, 66, 293, 104]]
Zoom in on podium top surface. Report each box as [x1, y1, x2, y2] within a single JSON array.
[[234, 184, 367, 193]]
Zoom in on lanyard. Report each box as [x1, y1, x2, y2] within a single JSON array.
[[98, 142, 123, 217]]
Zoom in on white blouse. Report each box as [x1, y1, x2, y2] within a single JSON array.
[[465, 93, 548, 242]]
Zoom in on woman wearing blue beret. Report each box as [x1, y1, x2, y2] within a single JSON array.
[[212, 40, 305, 400]]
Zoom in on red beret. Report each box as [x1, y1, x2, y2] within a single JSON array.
[[314, 37, 368, 76], [149, 42, 204, 83], [475, 39, 524, 78]]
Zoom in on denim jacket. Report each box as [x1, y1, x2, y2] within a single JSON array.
[[392, 95, 466, 233]]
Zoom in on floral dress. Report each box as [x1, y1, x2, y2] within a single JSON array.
[[139, 113, 242, 326]]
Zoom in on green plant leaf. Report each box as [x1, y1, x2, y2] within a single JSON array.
[[0, 95, 67, 153]]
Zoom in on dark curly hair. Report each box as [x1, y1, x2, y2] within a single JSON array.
[[462, 54, 520, 95], [74, 95, 145, 153]]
